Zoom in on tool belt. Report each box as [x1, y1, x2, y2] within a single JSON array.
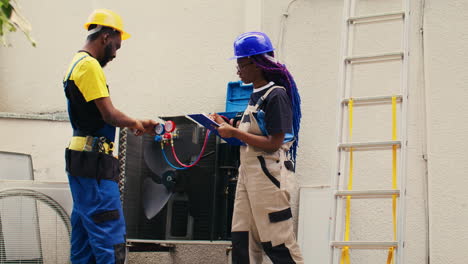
[[65, 136, 119, 182], [69, 136, 114, 154]]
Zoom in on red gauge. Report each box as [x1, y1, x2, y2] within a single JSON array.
[[154, 123, 165, 135], [164, 120, 176, 133]]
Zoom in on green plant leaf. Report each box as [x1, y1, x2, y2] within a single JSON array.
[[0, 0, 35, 47]]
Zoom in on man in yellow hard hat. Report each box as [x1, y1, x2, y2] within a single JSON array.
[[62, 9, 156, 263]]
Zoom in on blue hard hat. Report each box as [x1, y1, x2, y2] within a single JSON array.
[[230, 32, 275, 60]]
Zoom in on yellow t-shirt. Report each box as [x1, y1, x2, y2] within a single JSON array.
[[64, 51, 109, 102], [63, 51, 114, 137]]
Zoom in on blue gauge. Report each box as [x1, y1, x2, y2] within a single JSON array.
[[155, 123, 165, 135]]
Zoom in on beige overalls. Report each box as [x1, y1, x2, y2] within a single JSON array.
[[231, 86, 304, 264]]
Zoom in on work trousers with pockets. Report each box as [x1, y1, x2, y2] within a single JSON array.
[[68, 174, 126, 264], [231, 148, 304, 264]]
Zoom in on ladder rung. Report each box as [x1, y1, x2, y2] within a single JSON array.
[[348, 11, 405, 24], [335, 189, 400, 199], [342, 95, 403, 105], [331, 241, 398, 249], [339, 141, 401, 150], [345, 52, 403, 64]]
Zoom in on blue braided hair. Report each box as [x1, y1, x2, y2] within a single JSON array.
[[250, 52, 302, 164]]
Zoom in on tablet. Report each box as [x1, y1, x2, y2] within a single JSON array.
[[187, 114, 245, 146], [186, 114, 220, 130]]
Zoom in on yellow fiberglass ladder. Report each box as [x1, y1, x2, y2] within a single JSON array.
[[329, 0, 410, 264]]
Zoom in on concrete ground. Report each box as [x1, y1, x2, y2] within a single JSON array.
[[127, 244, 231, 264], [127, 244, 274, 264]]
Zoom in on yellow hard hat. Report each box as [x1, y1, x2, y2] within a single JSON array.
[[84, 9, 130, 40]]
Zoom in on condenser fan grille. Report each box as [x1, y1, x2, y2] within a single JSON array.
[[0, 189, 71, 264]]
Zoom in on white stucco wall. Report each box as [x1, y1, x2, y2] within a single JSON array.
[[423, 1, 468, 263], [1, 0, 467, 263], [0, 118, 69, 181]]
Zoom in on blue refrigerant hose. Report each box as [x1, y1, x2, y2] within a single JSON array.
[[161, 144, 188, 170]]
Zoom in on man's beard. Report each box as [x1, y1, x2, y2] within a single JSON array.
[[99, 44, 113, 67]]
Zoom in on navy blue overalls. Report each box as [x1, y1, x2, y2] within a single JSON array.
[[64, 54, 126, 264]]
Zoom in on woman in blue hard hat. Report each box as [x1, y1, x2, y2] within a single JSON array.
[[211, 32, 303, 264]]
